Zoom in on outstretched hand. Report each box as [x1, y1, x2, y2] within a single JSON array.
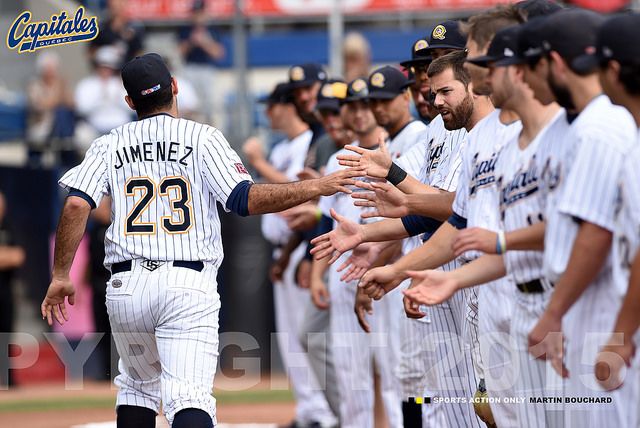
[[41, 276, 76, 326], [352, 181, 409, 219], [452, 227, 498, 257], [310, 208, 364, 264], [336, 136, 392, 179], [358, 265, 404, 300], [316, 167, 365, 196], [336, 242, 381, 282], [402, 269, 459, 306]]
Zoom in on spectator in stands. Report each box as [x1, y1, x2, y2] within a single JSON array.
[[0, 192, 25, 388], [178, 0, 226, 124], [165, 57, 202, 122], [75, 46, 131, 147], [343, 32, 371, 82], [26, 52, 75, 167], [89, 0, 145, 63]]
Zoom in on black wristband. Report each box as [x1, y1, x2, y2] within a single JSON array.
[[386, 162, 408, 186]]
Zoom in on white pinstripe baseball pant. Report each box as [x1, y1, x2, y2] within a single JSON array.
[[106, 260, 220, 426]]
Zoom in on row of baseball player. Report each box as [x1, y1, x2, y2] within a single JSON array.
[[244, 2, 640, 428]]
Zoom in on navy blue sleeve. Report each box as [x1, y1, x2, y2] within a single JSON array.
[[401, 215, 443, 237], [68, 188, 96, 209], [226, 180, 253, 217], [447, 212, 468, 230]]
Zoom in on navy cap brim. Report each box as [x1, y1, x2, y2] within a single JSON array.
[[466, 54, 498, 68], [572, 53, 600, 74], [425, 44, 465, 51], [341, 95, 369, 104], [494, 56, 527, 67], [367, 91, 401, 100], [400, 57, 432, 68]]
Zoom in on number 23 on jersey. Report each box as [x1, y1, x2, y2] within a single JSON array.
[[125, 176, 193, 235]]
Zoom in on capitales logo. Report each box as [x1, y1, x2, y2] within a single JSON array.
[[6, 6, 99, 54]]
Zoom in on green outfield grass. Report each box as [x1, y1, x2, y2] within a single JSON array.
[[0, 389, 294, 413]]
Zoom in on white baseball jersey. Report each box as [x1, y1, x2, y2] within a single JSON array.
[[387, 119, 427, 161], [260, 130, 312, 246], [59, 114, 253, 268], [453, 109, 522, 261], [613, 138, 640, 298], [498, 109, 566, 286], [544, 95, 637, 282]]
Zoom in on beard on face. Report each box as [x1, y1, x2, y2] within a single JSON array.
[[441, 92, 474, 130], [548, 70, 575, 110]]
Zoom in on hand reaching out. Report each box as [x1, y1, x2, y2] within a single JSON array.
[[352, 181, 409, 219], [336, 136, 392, 179], [452, 227, 498, 257], [336, 242, 382, 282], [402, 269, 459, 306], [310, 208, 364, 264]]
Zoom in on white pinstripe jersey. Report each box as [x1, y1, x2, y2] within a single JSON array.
[[543, 95, 637, 283], [453, 109, 522, 262], [59, 114, 253, 268], [387, 120, 427, 162], [260, 130, 312, 246], [498, 109, 566, 286], [420, 114, 468, 191], [613, 136, 640, 298]]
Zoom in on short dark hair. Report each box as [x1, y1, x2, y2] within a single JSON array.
[[131, 85, 174, 117], [618, 62, 640, 96], [461, 5, 526, 51], [427, 50, 471, 87]]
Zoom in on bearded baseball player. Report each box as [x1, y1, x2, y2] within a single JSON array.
[[40, 53, 361, 428]]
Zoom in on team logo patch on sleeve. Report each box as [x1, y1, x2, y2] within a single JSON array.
[[234, 162, 249, 174]]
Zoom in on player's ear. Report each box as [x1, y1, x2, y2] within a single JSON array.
[[171, 77, 179, 96], [124, 95, 136, 111]]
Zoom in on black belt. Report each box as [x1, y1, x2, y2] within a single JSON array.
[[516, 278, 553, 294], [111, 260, 204, 275]]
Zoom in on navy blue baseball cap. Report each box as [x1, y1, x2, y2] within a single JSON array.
[[316, 79, 347, 112], [258, 82, 293, 104], [426, 21, 466, 51], [467, 25, 523, 68], [343, 77, 370, 103], [515, 0, 563, 19], [121, 53, 172, 102], [288, 63, 327, 89], [367, 66, 412, 100], [536, 9, 606, 72], [573, 13, 640, 74], [400, 37, 432, 68]]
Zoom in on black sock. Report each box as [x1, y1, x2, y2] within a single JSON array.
[[402, 400, 422, 428], [172, 408, 213, 428], [116, 405, 156, 428]]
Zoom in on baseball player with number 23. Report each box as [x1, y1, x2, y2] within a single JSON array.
[[40, 53, 362, 428]]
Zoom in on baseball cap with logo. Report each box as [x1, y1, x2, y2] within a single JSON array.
[[573, 13, 640, 74], [426, 21, 466, 51], [367, 66, 412, 100], [343, 78, 370, 103], [400, 37, 432, 69], [316, 79, 348, 112], [121, 53, 172, 102], [288, 63, 327, 89], [535, 9, 605, 72], [258, 82, 293, 104], [467, 25, 523, 68]]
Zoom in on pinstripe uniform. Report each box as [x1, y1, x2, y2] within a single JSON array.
[[260, 131, 337, 427], [59, 114, 254, 425], [395, 115, 482, 427], [496, 109, 568, 428], [452, 109, 522, 427], [319, 145, 403, 428], [542, 95, 638, 428], [611, 139, 640, 428]]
